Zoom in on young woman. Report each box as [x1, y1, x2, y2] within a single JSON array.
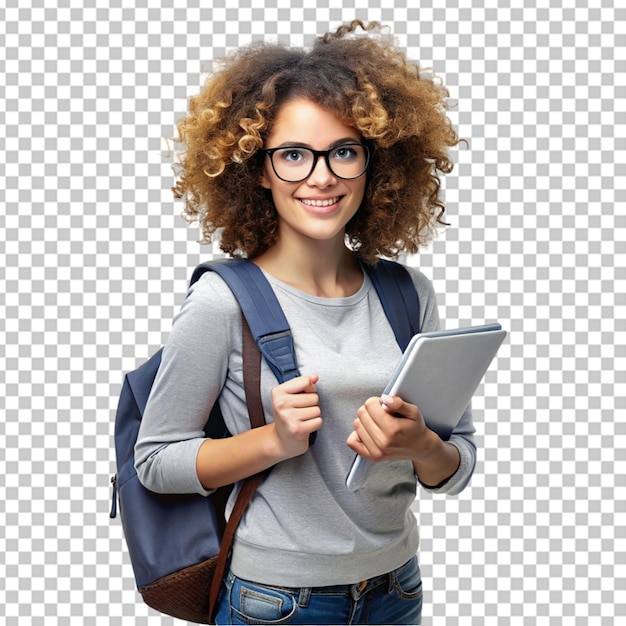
[[135, 21, 476, 625]]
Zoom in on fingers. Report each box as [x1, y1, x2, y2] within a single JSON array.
[[351, 398, 389, 461], [271, 374, 322, 458], [282, 374, 319, 392], [347, 396, 425, 462], [272, 374, 320, 413]]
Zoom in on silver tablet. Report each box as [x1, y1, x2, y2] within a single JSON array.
[[345, 323, 507, 491]]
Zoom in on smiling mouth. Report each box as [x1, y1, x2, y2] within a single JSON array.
[[299, 196, 341, 207]]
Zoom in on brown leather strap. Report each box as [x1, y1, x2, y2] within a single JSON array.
[[208, 313, 267, 621], [241, 314, 265, 430]]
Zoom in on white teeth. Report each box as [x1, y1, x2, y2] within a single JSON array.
[[300, 197, 339, 207]]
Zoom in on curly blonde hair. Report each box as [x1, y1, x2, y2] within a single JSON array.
[[172, 20, 461, 264]]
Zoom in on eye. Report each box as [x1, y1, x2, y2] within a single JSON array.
[[331, 145, 360, 161], [277, 148, 310, 165]]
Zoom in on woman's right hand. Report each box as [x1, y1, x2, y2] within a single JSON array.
[[197, 374, 322, 489], [271, 374, 322, 459]]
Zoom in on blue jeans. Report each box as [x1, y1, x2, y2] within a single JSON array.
[[215, 555, 422, 625]]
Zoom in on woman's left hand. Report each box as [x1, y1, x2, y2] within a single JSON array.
[[346, 394, 440, 464]]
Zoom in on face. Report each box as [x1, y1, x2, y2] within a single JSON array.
[[260, 98, 367, 250]]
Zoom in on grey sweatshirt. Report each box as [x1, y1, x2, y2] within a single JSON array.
[[135, 265, 476, 587]]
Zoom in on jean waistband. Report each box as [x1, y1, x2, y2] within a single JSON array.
[[254, 557, 414, 601]]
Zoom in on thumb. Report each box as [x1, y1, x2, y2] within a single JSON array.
[[305, 374, 319, 391], [381, 394, 401, 411], [381, 394, 416, 419]]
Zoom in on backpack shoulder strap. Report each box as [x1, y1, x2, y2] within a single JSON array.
[[364, 259, 421, 352], [191, 258, 300, 384]]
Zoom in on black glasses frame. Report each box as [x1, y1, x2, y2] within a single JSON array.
[[261, 143, 370, 183]]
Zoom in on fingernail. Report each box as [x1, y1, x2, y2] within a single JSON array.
[[381, 394, 394, 405]]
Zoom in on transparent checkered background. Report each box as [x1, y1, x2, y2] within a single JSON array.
[[1, 0, 623, 624]]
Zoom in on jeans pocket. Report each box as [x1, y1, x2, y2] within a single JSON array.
[[392, 556, 423, 600], [231, 577, 297, 625]]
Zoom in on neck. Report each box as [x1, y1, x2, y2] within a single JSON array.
[[252, 238, 362, 298]]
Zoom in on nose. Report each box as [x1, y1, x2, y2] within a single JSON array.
[[306, 154, 336, 188]]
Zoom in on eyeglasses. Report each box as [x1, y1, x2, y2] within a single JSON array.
[[261, 143, 370, 183]]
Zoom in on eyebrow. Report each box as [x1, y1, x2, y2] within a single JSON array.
[[271, 137, 362, 150]]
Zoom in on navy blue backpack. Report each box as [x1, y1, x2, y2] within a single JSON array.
[[110, 258, 420, 623]]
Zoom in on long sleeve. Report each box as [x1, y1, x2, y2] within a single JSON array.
[[404, 266, 477, 496], [134, 273, 243, 496]]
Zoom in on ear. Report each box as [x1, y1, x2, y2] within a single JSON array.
[[259, 159, 274, 189], [259, 171, 272, 189]]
